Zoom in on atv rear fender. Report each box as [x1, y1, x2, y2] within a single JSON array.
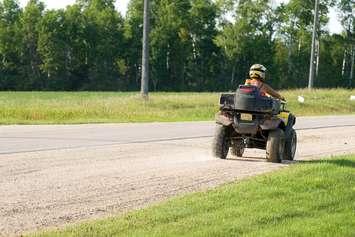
[[260, 118, 283, 131], [285, 114, 296, 134], [215, 112, 233, 126]]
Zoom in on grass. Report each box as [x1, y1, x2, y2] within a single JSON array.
[[0, 89, 355, 124], [30, 155, 355, 237], [283, 88, 355, 116]]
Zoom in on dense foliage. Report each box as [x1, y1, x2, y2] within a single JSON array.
[[0, 0, 353, 91]]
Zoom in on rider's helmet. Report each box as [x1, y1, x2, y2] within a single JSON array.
[[249, 64, 267, 81]]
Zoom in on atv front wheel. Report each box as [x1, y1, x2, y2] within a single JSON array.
[[213, 125, 230, 159], [266, 129, 285, 163], [283, 128, 297, 161]]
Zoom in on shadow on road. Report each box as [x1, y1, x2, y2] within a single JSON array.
[[226, 157, 289, 165], [225, 157, 265, 163]]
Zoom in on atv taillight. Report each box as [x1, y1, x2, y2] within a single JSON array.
[[239, 86, 255, 94]]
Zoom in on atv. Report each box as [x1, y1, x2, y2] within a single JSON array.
[[212, 85, 297, 163]]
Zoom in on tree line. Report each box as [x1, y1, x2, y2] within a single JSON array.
[[0, 0, 353, 91]]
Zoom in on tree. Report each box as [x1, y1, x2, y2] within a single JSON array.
[[123, 0, 144, 90], [149, 0, 191, 91], [185, 0, 221, 91], [0, 0, 352, 91], [273, 0, 333, 88], [21, 0, 45, 89], [80, 0, 125, 90], [215, 0, 276, 88], [0, 0, 22, 90], [126, 0, 221, 91], [61, 4, 90, 90], [317, 34, 346, 87], [337, 0, 354, 87], [38, 9, 67, 89]]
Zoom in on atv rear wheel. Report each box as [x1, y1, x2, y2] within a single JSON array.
[[213, 125, 230, 159], [283, 128, 297, 161], [231, 140, 245, 157], [266, 129, 285, 163]]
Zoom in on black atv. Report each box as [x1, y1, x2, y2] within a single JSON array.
[[212, 85, 297, 163]]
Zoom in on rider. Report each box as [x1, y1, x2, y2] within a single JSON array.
[[245, 64, 285, 101]]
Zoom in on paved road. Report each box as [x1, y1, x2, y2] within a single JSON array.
[[1, 116, 355, 236]]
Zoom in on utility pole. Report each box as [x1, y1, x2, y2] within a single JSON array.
[[141, 0, 150, 99], [315, 38, 320, 77], [308, 0, 320, 89]]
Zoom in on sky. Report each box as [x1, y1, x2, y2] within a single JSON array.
[[19, 0, 343, 34]]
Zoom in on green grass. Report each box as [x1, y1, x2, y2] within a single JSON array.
[[1, 89, 355, 124], [30, 155, 355, 237], [283, 88, 355, 116]]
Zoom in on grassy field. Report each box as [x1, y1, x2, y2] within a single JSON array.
[[0, 89, 354, 124], [30, 155, 355, 237]]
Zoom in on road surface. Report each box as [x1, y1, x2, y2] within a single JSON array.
[[1, 115, 355, 236]]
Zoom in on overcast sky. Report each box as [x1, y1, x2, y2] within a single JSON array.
[[19, 0, 343, 34]]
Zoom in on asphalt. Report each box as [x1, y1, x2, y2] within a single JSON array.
[[1, 115, 354, 155]]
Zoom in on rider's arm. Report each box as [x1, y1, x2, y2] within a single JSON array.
[[261, 83, 285, 101]]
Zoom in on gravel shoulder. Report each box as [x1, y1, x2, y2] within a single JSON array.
[[1, 116, 355, 236]]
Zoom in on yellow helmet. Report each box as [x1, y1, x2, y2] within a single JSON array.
[[249, 64, 267, 81]]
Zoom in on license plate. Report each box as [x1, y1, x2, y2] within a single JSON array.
[[241, 113, 253, 121]]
